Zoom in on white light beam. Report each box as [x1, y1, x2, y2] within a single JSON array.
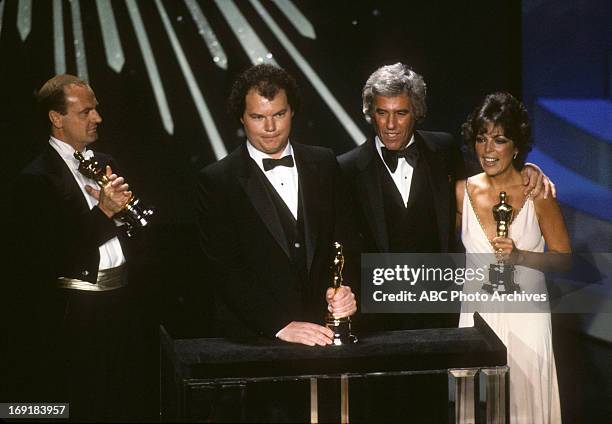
[[53, 0, 66, 74], [95, 0, 125, 73], [125, 0, 174, 135], [184, 0, 227, 70], [154, 0, 227, 159], [272, 0, 316, 39], [249, 0, 366, 145], [214, 0, 277, 65], [70, 0, 89, 82]]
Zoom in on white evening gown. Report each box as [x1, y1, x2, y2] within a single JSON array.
[[458, 183, 562, 424]]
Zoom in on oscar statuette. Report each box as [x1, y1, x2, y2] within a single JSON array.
[[483, 192, 519, 293], [325, 242, 357, 346], [74, 151, 154, 236]]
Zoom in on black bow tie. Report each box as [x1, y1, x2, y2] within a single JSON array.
[[381, 144, 419, 172], [262, 155, 295, 171]]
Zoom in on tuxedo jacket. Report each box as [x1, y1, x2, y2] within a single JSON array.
[[337, 130, 464, 254], [337, 131, 463, 331], [5, 144, 142, 403], [197, 143, 358, 338], [10, 144, 131, 285]]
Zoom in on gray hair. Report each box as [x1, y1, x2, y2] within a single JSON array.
[[362, 63, 427, 123]]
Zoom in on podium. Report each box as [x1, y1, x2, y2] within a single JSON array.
[[161, 313, 508, 423]]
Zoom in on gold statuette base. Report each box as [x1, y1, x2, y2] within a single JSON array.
[[325, 316, 358, 346], [482, 263, 519, 294]]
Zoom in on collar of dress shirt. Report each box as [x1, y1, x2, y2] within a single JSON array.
[[246, 140, 294, 173], [375, 134, 416, 172], [49, 136, 94, 170]]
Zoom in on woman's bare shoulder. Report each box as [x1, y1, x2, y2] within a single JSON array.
[[466, 173, 489, 193]]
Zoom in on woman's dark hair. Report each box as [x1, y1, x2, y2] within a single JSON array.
[[227, 64, 300, 121], [461, 92, 532, 170]]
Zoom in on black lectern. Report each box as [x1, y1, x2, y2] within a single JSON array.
[[161, 313, 508, 423]]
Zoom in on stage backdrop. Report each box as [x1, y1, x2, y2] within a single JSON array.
[[0, 0, 520, 335]]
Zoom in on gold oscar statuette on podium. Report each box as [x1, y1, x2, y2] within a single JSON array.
[[74, 151, 154, 236], [325, 242, 357, 345], [483, 191, 519, 293]]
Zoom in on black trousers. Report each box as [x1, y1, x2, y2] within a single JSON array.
[[6, 285, 147, 422], [58, 286, 147, 422]]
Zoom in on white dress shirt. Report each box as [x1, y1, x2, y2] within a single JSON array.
[[49, 137, 126, 270], [375, 135, 416, 206], [247, 141, 299, 220]]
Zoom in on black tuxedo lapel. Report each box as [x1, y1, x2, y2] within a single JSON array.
[[293, 144, 319, 273], [356, 140, 390, 252], [406, 137, 428, 212], [235, 146, 291, 259], [43, 145, 92, 214], [415, 131, 450, 251]]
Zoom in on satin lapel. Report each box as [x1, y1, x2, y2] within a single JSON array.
[[235, 147, 291, 258], [416, 134, 450, 252], [358, 141, 389, 252], [293, 145, 319, 272], [44, 145, 92, 213]]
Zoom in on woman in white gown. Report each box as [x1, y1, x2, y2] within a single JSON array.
[[456, 92, 571, 424]]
